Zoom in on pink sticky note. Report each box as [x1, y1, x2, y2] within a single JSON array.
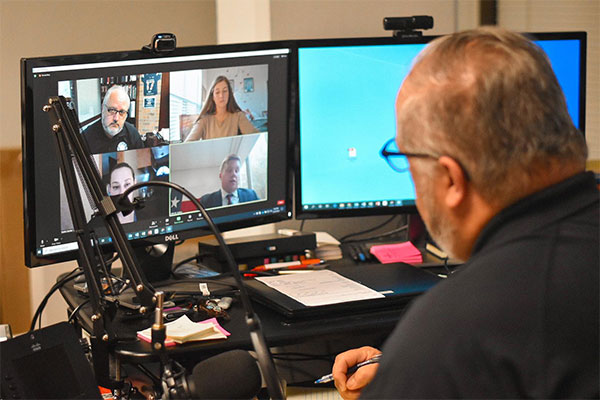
[[198, 317, 231, 337], [369, 241, 423, 265]]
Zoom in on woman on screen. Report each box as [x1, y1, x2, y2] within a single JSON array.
[[184, 76, 258, 141]]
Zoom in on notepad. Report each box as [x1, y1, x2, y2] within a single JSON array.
[[286, 386, 342, 399], [369, 241, 423, 265], [255, 270, 384, 307], [137, 316, 230, 346]]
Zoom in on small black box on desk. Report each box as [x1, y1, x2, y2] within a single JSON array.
[[197, 232, 317, 271]]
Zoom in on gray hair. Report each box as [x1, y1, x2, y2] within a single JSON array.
[[103, 85, 130, 108], [397, 26, 587, 203]]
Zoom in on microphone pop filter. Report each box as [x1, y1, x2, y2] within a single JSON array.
[[188, 349, 262, 399]]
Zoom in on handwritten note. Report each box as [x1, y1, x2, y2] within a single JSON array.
[[255, 270, 384, 307]]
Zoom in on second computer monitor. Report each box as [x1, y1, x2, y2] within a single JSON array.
[[294, 32, 586, 219]]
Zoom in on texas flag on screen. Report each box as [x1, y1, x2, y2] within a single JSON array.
[[170, 191, 183, 214]]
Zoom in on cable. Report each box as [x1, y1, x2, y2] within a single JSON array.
[[339, 215, 398, 243], [299, 219, 306, 232], [120, 180, 285, 399], [342, 222, 409, 245], [171, 255, 201, 271], [68, 299, 90, 323], [30, 247, 124, 331], [30, 267, 83, 332]]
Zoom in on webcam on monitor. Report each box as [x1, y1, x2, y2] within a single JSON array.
[[383, 16, 434, 38], [143, 32, 177, 53]]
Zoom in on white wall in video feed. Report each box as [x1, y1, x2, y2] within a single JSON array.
[[169, 133, 267, 213]]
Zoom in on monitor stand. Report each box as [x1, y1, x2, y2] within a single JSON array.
[[134, 243, 175, 282]]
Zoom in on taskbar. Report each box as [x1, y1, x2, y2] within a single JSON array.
[[36, 205, 288, 257], [302, 199, 415, 211]]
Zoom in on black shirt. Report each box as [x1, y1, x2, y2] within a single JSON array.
[[82, 120, 144, 154], [363, 172, 599, 398]]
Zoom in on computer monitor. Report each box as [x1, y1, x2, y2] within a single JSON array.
[[22, 41, 293, 268], [294, 32, 586, 220]]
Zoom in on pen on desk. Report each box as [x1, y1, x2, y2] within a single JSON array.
[[314, 354, 382, 384], [284, 263, 328, 270], [246, 264, 329, 277], [348, 246, 359, 262], [251, 258, 323, 271]]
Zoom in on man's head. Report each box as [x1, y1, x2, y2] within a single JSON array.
[[106, 162, 136, 201], [101, 86, 131, 138], [395, 26, 587, 260], [219, 154, 242, 194]]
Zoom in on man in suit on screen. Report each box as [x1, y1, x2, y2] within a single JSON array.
[[199, 154, 259, 209]]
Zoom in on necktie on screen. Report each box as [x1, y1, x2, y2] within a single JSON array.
[[226, 194, 233, 205]]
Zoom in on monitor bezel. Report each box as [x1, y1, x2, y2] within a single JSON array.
[[292, 34, 435, 220], [21, 40, 295, 268], [292, 31, 587, 220]]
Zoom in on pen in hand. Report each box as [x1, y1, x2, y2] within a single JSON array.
[[314, 353, 382, 384]]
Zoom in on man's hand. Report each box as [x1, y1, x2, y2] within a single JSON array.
[[332, 346, 382, 400]]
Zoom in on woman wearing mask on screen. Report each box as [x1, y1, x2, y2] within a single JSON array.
[[184, 76, 258, 141]]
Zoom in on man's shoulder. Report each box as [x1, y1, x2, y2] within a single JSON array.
[[200, 190, 220, 200], [238, 188, 258, 200], [123, 121, 139, 132], [200, 190, 221, 207], [82, 120, 102, 136]]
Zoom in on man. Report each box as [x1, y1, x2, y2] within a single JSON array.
[[199, 154, 259, 208], [82, 85, 144, 154], [332, 27, 598, 399], [106, 162, 137, 224]]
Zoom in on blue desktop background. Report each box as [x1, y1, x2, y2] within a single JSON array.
[[298, 39, 582, 207]]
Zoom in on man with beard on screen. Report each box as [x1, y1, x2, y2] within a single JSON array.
[[82, 85, 144, 154]]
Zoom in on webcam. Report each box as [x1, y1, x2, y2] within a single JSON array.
[[143, 33, 177, 54], [383, 16, 434, 38]]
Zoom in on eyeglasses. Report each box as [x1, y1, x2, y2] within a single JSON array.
[[380, 138, 440, 173], [104, 106, 128, 117], [380, 138, 471, 180]]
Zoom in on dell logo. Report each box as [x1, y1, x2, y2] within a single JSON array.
[[165, 234, 179, 242]]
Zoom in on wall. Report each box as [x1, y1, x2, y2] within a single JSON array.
[[270, 0, 479, 39], [498, 0, 599, 160], [0, 0, 216, 334]]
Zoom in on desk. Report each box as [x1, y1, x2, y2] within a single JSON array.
[[59, 258, 444, 388]]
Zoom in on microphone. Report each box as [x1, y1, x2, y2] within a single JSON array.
[[189, 350, 262, 399], [112, 194, 144, 217], [162, 350, 262, 399]]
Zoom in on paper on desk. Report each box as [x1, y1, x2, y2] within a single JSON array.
[[369, 241, 423, 265], [286, 386, 342, 400], [137, 316, 230, 346], [255, 270, 384, 307]]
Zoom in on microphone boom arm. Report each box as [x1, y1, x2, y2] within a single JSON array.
[[45, 96, 283, 398], [44, 96, 157, 388]]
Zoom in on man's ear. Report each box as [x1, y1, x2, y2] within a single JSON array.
[[437, 155, 468, 209]]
